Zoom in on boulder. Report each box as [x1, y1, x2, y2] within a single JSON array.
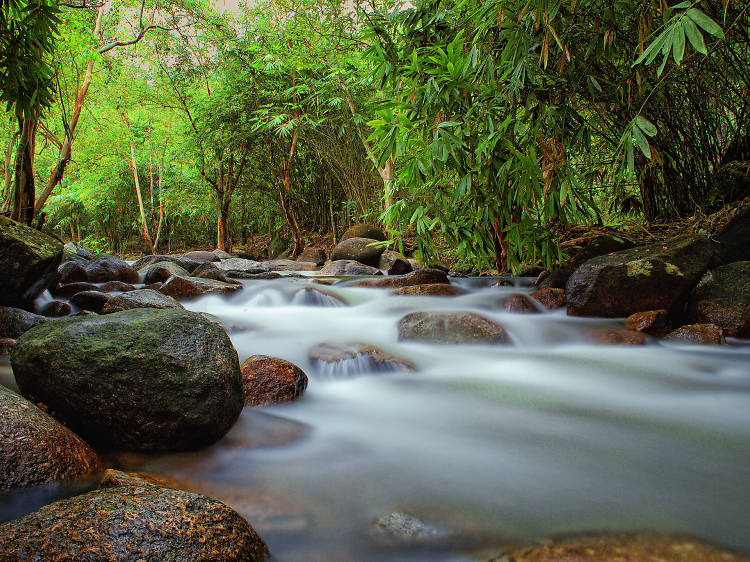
[[266, 258, 318, 272], [62, 241, 94, 263], [101, 289, 184, 314], [0, 470, 269, 561], [665, 323, 726, 345], [330, 237, 384, 267], [309, 343, 414, 375], [355, 268, 449, 288], [499, 294, 539, 314], [240, 355, 308, 407], [686, 261, 750, 337], [625, 309, 670, 336], [216, 257, 268, 275], [213, 248, 233, 259], [540, 234, 634, 289], [160, 275, 242, 299], [131, 254, 200, 273], [70, 290, 110, 313], [715, 200, 750, 263], [0, 215, 63, 307], [141, 260, 189, 284], [10, 308, 244, 452], [40, 300, 71, 317], [379, 250, 412, 275], [191, 261, 234, 283], [530, 287, 566, 309], [584, 327, 648, 345], [0, 385, 100, 490], [84, 255, 139, 284], [297, 247, 326, 266], [0, 307, 48, 339], [57, 260, 87, 284], [340, 223, 386, 242], [50, 281, 99, 298], [229, 271, 282, 280], [99, 280, 136, 292], [182, 250, 220, 263], [397, 312, 508, 344], [392, 284, 464, 296], [566, 234, 717, 317], [318, 260, 381, 276]]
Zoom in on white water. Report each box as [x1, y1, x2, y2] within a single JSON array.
[[3, 275, 750, 560]]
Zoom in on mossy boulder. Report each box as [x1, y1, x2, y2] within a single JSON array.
[[397, 312, 508, 344], [240, 355, 308, 407], [540, 234, 634, 289], [686, 261, 750, 337], [331, 237, 385, 267], [340, 223, 386, 242], [0, 215, 63, 307], [10, 308, 243, 452], [101, 289, 184, 314], [0, 386, 101, 490], [0, 307, 48, 339], [566, 234, 717, 317], [0, 470, 269, 561]]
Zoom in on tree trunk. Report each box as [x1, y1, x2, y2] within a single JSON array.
[[216, 196, 230, 252], [126, 129, 154, 253], [11, 115, 37, 225]]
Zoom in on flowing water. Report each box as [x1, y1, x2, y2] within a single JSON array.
[[2, 274, 750, 560]]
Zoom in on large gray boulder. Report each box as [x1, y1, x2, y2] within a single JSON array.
[[330, 237, 384, 267], [0, 306, 48, 339], [318, 260, 381, 276], [141, 260, 189, 284], [0, 470, 269, 561], [131, 254, 201, 273], [84, 255, 139, 284], [10, 308, 244, 452], [340, 223, 386, 242], [0, 386, 100, 490], [686, 261, 750, 337], [0, 215, 63, 307], [101, 289, 185, 314], [566, 234, 717, 317]]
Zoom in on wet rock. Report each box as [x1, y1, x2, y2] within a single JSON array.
[[57, 260, 87, 284], [310, 343, 415, 375], [266, 258, 318, 271], [70, 290, 110, 313], [84, 255, 139, 284], [160, 275, 243, 299], [566, 234, 717, 317], [142, 281, 163, 290], [192, 261, 235, 283], [355, 268, 450, 288], [62, 241, 94, 263], [40, 300, 71, 317], [217, 257, 269, 275], [229, 271, 283, 280], [0, 338, 14, 355], [392, 283, 465, 296], [340, 223, 386, 242], [0, 215, 63, 308], [0, 307, 48, 339], [398, 312, 508, 344], [0, 385, 100, 490], [100, 280, 136, 292], [213, 248, 233, 259], [298, 247, 326, 266], [50, 280, 98, 298], [530, 287, 566, 309], [131, 254, 200, 273], [293, 287, 346, 306], [625, 309, 670, 336], [380, 250, 412, 275], [318, 260, 381, 276], [500, 294, 539, 314], [716, 200, 750, 264], [686, 261, 750, 337], [585, 327, 648, 345], [240, 355, 308, 407], [101, 289, 185, 314], [182, 250, 220, 263], [665, 323, 726, 345], [331, 237, 385, 267], [491, 532, 746, 562], [0, 470, 270, 561], [10, 308, 244, 452], [141, 260, 189, 284], [370, 511, 451, 546]]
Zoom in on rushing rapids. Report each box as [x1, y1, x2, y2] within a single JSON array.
[[2, 273, 749, 560]]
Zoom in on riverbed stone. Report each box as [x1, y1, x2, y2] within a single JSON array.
[[62, 241, 94, 263], [0, 385, 101, 490], [686, 261, 750, 337], [293, 287, 346, 306], [0, 215, 63, 308], [131, 254, 201, 273], [70, 289, 110, 313], [101, 289, 185, 314], [0, 307, 48, 339], [100, 280, 136, 292], [530, 287, 566, 309], [0, 470, 270, 561], [356, 268, 450, 288], [584, 327, 648, 345], [331, 237, 384, 267], [566, 234, 717, 317], [10, 308, 243, 452], [500, 294, 539, 313], [340, 223, 386, 242], [159, 274, 242, 299], [182, 250, 220, 263], [84, 255, 139, 284], [213, 248, 233, 259], [370, 511, 452, 547], [50, 280, 99, 298], [318, 260, 381, 276], [665, 323, 726, 345], [192, 261, 235, 283], [380, 250, 412, 275], [240, 355, 308, 407], [392, 283, 464, 296], [266, 258, 318, 271], [398, 312, 508, 344], [142, 260, 189, 284], [217, 257, 269, 274], [58, 260, 87, 284], [625, 309, 670, 336], [309, 343, 415, 374], [40, 300, 71, 317], [298, 247, 327, 266]]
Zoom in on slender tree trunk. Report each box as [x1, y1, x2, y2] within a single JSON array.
[[2, 119, 18, 212], [75, 214, 81, 242], [216, 196, 230, 252], [126, 132, 154, 253], [152, 142, 166, 250], [12, 115, 37, 225]]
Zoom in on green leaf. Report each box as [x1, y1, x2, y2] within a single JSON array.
[[632, 123, 651, 159], [673, 22, 685, 65], [686, 8, 724, 39], [683, 17, 707, 55], [635, 115, 657, 137]]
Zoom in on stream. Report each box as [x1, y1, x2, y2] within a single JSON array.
[[2, 273, 750, 560]]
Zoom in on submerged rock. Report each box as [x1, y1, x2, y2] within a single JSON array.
[[0, 385, 101, 490], [331, 237, 385, 267], [370, 511, 452, 547], [398, 312, 508, 344], [101, 289, 184, 314], [625, 309, 670, 336], [499, 294, 539, 314], [355, 268, 449, 288], [665, 323, 726, 345], [0, 215, 63, 308], [84, 255, 139, 284], [0, 470, 269, 561], [0, 307, 48, 339], [584, 327, 648, 345], [318, 260, 381, 276], [309, 343, 415, 375], [686, 261, 750, 337], [159, 275, 242, 299], [10, 308, 243, 452], [240, 355, 308, 407], [392, 283, 464, 296], [566, 234, 716, 317], [293, 287, 346, 306]]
